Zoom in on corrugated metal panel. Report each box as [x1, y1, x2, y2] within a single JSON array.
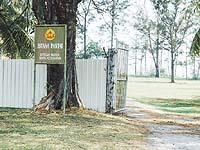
[[76, 59, 107, 112], [35, 64, 47, 105], [0, 59, 47, 108], [0, 59, 107, 112]]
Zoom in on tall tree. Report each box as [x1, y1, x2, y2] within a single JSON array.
[[131, 33, 148, 76], [151, 0, 194, 83], [32, 0, 82, 111], [92, 0, 129, 48], [134, 10, 164, 78], [77, 0, 93, 58]]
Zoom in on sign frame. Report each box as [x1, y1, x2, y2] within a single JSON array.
[[33, 24, 68, 114], [34, 24, 67, 64]]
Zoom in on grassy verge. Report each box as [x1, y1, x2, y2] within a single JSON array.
[[136, 98, 200, 114], [0, 108, 148, 150], [127, 77, 200, 115]]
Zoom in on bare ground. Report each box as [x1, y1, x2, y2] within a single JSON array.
[[124, 99, 200, 150]]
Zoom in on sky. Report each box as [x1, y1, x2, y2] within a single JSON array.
[[77, 0, 155, 49]]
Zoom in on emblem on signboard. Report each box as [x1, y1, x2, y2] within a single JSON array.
[[45, 29, 55, 41]]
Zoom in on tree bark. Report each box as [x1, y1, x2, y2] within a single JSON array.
[[134, 49, 137, 76], [155, 20, 160, 78], [144, 52, 147, 75], [83, 13, 87, 58], [193, 57, 196, 78], [82, 0, 91, 59], [155, 49, 159, 78], [33, 0, 82, 112], [140, 58, 143, 76], [155, 64, 159, 78], [185, 52, 188, 80], [148, 27, 160, 78], [197, 63, 200, 79], [171, 51, 175, 83]]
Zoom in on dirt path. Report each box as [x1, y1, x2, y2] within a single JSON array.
[[125, 99, 200, 150]]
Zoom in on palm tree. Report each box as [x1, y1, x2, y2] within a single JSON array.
[[0, 0, 33, 59], [191, 29, 200, 56]]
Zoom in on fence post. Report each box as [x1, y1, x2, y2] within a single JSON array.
[[106, 48, 117, 113]]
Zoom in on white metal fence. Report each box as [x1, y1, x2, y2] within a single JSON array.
[[0, 59, 107, 112], [0, 60, 47, 108], [76, 59, 107, 112]]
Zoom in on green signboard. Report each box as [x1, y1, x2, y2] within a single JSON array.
[[35, 25, 67, 64]]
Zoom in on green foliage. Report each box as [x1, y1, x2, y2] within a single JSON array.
[[190, 29, 200, 56], [151, 0, 194, 51], [150, 0, 197, 82], [0, 1, 33, 58], [76, 41, 105, 59]]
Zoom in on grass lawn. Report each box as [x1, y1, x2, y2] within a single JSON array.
[[127, 77, 200, 114], [136, 98, 200, 114], [0, 108, 148, 150]]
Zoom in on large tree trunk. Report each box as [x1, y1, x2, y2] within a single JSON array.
[[33, 0, 82, 112]]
